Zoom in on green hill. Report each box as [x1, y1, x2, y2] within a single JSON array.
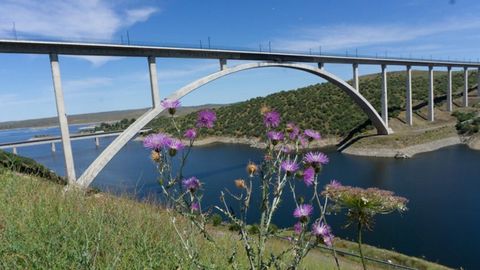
[[148, 69, 479, 138]]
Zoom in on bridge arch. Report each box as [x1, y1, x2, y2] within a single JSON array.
[[77, 62, 390, 188]]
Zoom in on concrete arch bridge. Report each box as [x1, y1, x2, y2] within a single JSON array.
[[0, 40, 479, 188]]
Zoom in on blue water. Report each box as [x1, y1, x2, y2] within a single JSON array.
[[1, 126, 479, 269]]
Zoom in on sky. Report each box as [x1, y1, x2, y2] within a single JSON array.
[[0, 0, 479, 122]]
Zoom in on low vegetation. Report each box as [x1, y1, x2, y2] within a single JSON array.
[[452, 111, 480, 135], [0, 149, 65, 184]]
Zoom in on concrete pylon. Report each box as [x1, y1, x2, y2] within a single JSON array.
[[447, 67, 453, 112], [428, 66, 434, 122], [95, 137, 100, 147], [148, 56, 160, 108], [406, 66, 413, 126], [381, 64, 388, 127], [352, 63, 359, 91], [464, 67, 469, 107], [477, 67, 480, 97], [219, 59, 227, 70], [51, 142, 56, 152], [318, 62, 324, 70], [12, 147, 17, 155], [49, 53, 76, 184]]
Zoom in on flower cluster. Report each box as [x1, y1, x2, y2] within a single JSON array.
[[143, 132, 185, 157], [322, 182, 408, 229]]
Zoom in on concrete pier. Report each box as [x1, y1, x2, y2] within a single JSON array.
[[148, 56, 160, 108], [352, 63, 359, 91], [49, 53, 76, 184], [51, 142, 56, 152], [428, 66, 434, 122], [381, 64, 388, 127], [95, 137, 100, 147], [464, 67, 469, 107], [317, 62, 324, 70], [12, 147, 17, 155], [219, 59, 227, 70], [406, 66, 413, 126], [478, 67, 480, 97], [447, 67, 453, 112]]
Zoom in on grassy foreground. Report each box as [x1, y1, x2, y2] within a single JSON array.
[[0, 170, 450, 269]]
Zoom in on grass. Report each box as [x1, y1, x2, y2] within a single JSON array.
[[0, 169, 452, 269]]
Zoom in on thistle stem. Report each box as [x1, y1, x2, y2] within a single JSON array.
[[357, 222, 367, 270]]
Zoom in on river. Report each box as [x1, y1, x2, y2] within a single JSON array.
[[1, 126, 478, 269]]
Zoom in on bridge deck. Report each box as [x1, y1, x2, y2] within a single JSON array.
[[0, 39, 479, 68]]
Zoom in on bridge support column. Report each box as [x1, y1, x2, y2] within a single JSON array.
[[318, 62, 324, 70], [381, 64, 388, 127], [463, 67, 469, 107], [352, 63, 359, 91], [219, 59, 227, 70], [447, 67, 453, 112], [51, 142, 56, 153], [148, 56, 160, 108], [477, 67, 480, 97], [49, 53, 76, 184], [12, 147, 17, 155], [95, 137, 100, 147], [428, 66, 435, 122], [406, 65, 413, 126]]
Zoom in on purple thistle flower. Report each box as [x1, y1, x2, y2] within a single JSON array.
[[143, 133, 171, 151], [294, 222, 302, 234], [281, 160, 299, 175], [161, 98, 181, 115], [167, 138, 184, 150], [304, 129, 321, 141], [191, 202, 200, 212], [264, 110, 281, 128], [304, 152, 329, 166], [184, 128, 197, 140], [286, 122, 300, 140], [293, 204, 313, 222], [303, 167, 315, 186], [311, 221, 334, 246], [267, 131, 284, 145], [197, 109, 217, 129], [167, 138, 184, 156], [182, 177, 201, 192]]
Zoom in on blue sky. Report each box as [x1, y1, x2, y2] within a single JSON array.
[[0, 0, 479, 122]]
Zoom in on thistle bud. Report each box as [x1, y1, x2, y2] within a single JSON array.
[[246, 162, 258, 177], [234, 179, 246, 189], [151, 150, 161, 162]]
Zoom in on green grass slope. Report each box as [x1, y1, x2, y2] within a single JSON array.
[[0, 170, 451, 269], [149, 69, 478, 138]]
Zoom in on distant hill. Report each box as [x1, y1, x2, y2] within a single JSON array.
[[0, 104, 224, 130], [148, 69, 479, 138]]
